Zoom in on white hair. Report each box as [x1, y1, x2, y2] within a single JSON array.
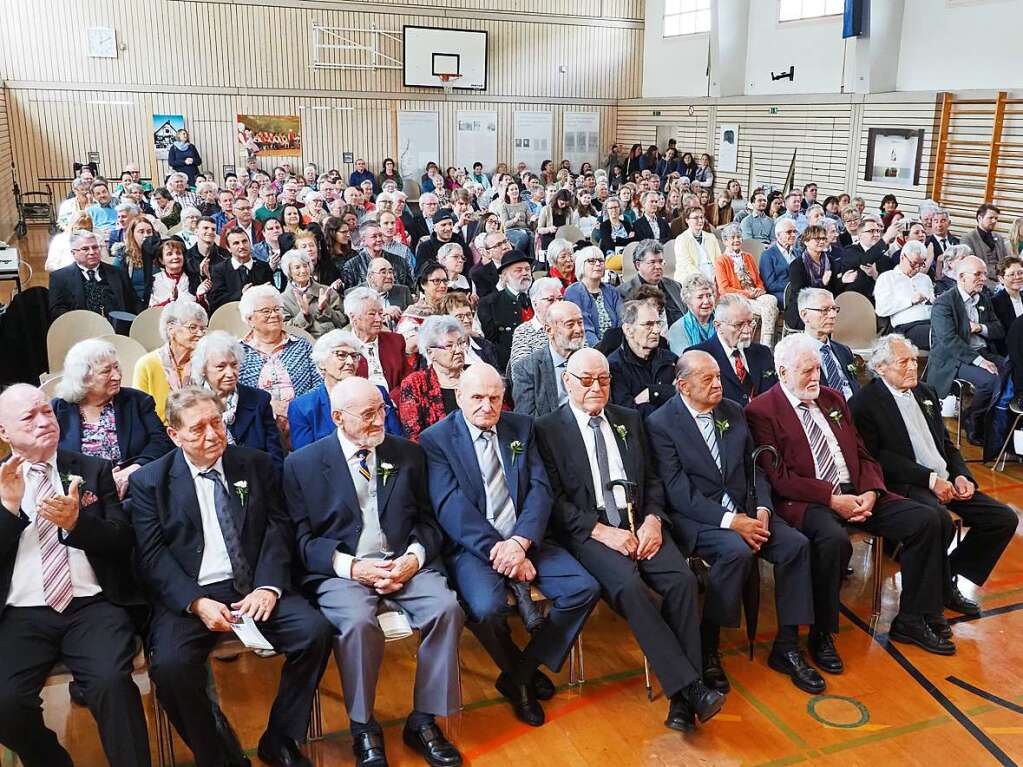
[[797, 287, 834, 313], [774, 217, 797, 236], [419, 192, 439, 205], [574, 245, 604, 277], [54, 339, 119, 403], [190, 331, 245, 386], [311, 328, 362, 370], [239, 284, 285, 323], [867, 333, 917, 374], [343, 286, 383, 317], [773, 333, 821, 373], [547, 238, 574, 262], [195, 181, 218, 197], [159, 299, 208, 342], [419, 315, 466, 364], [528, 276, 563, 301], [179, 206, 201, 221], [720, 222, 742, 241], [901, 240, 928, 260], [115, 201, 139, 215], [280, 248, 310, 278], [714, 293, 754, 322], [169, 172, 189, 184]]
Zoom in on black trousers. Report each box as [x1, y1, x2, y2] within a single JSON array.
[[0, 596, 150, 767], [571, 533, 701, 698], [800, 496, 945, 634], [894, 321, 932, 351], [953, 355, 1006, 440], [148, 581, 333, 767]]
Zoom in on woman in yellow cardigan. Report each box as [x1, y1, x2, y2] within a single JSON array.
[[714, 223, 779, 346], [673, 206, 721, 284], [133, 299, 208, 421]]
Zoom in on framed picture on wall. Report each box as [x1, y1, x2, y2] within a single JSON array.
[[864, 128, 925, 187]]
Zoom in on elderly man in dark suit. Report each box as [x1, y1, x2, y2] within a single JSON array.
[[798, 288, 860, 400], [925, 255, 1006, 446], [283, 377, 464, 767], [0, 385, 151, 767], [421, 364, 599, 727], [608, 299, 678, 417], [512, 300, 586, 418], [536, 348, 724, 733], [632, 191, 670, 244], [747, 335, 952, 673], [648, 352, 820, 695], [49, 231, 138, 320], [207, 227, 274, 314], [850, 334, 1017, 618], [478, 253, 535, 370], [691, 294, 777, 406], [130, 387, 333, 767], [617, 240, 685, 328]]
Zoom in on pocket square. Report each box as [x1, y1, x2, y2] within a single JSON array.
[[80, 490, 99, 507]]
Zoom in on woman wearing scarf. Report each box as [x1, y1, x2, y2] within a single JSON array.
[[785, 224, 838, 330], [667, 274, 716, 355], [132, 299, 208, 421], [167, 129, 203, 187]]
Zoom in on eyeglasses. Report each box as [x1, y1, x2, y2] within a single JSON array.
[[568, 371, 611, 388], [538, 294, 564, 304], [340, 404, 386, 423], [425, 277, 449, 285], [721, 320, 755, 330], [636, 320, 665, 330], [331, 350, 361, 363], [173, 322, 207, 334], [584, 258, 605, 267], [805, 306, 841, 315], [431, 339, 469, 353], [252, 307, 284, 318], [73, 245, 101, 252], [488, 239, 511, 249]]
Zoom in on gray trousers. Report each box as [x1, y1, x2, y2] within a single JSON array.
[[316, 568, 465, 723]]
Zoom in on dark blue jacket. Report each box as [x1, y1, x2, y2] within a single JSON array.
[[690, 335, 777, 407], [287, 383, 404, 452], [230, 384, 284, 470], [53, 387, 173, 467]]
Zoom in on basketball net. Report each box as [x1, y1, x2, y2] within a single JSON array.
[[439, 74, 460, 95]]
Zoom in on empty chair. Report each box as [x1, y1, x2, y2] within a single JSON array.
[[129, 305, 166, 351], [207, 301, 247, 337], [46, 310, 114, 375], [833, 291, 878, 357], [741, 238, 766, 260], [556, 224, 585, 244]]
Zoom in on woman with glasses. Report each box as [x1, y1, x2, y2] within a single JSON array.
[[190, 330, 284, 468], [785, 225, 839, 331], [441, 291, 498, 367], [396, 261, 449, 358], [279, 248, 347, 339], [667, 273, 716, 355], [992, 256, 1023, 352], [714, 223, 779, 346], [132, 299, 209, 422], [288, 329, 402, 450], [565, 246, 621, 346]]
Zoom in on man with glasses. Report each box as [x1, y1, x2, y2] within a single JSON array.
[[219, 196, 264, 247], [759, 219, 798, 306], [874, 240, 935, 349], [608, 299, 678, 417], [344, 287, 413, 392], [691, 294, 777, 406], [479, 253, 535, 370], [283, 376, 463, 767], [797, 288, 859, 400], [469, 230, 513, 299], [618, 240, 685, 327], [837, 213, 893, 299], [207, 228, 273, 314], [357, 256, 411, 326], [512, 301, 586, 418], [49, 231, 138, 320], [342, 221, 414, 289], [537, 348, 724, 733], [508, 277, 564, 373]]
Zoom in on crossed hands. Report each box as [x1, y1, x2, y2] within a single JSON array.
[[829, 491, 877, 524], [352, 554, 420, 595]]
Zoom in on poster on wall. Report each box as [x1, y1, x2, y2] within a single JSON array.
[[513, 111, 553, 174], [864, 128, 925, 187], [153, 114, 185, 160], [236, 114, 302, 157], [716, 123, 739, 173], [455, 111, 498, 173], [562, 112, 600, 171], [397, 111, 441, 175]]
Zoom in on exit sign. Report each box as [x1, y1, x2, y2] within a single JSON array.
[[769, 107, 779, 114]]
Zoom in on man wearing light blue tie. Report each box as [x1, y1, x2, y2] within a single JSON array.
[[798, 288, 860, 400]]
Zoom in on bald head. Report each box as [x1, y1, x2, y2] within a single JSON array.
[[330, 376, 386, 448], [456, 363, 505, 430], [675, 350, 722, 410], [564, 348, 610, 415], [546, 300, 586, 356], [566, 347, 608, 375], [0, 384, 59, 462]]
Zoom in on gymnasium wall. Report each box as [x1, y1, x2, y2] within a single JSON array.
[[0, 87, 15, 242]]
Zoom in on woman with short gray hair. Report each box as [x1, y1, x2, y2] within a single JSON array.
[[716, 223, 779, 345], [278, 248, 347, 339], [132, 299, 209, 421], [565, 246, 621, 346], [396, 315, 470, 442], [667, 273, 717, 354]]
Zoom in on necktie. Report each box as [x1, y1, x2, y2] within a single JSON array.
[[797, 404, 841, 491], [355, 448, 372, 483], [695, 415, 735, 511], [478, 432, 515, 537], [86, 269, 96, 282], [820, 343, 845, 392], [199, 469, 253, 594], [238, 264, 250, 283], [587, 416, 621, 527], [28, 464, 73, 612], [732, 349, 753, 398]]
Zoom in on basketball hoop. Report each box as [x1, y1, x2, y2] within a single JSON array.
[[439, 73, 460, 95]]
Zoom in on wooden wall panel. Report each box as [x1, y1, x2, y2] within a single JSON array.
[[294, 0, 643, 19], [0, 88, 16, 241]]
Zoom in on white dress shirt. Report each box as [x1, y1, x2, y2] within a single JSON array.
[[882, 381, 948, 487], [780, 384, 852, 485], [464, 418, 518, 538], [680, 398, 739, 530], [874, 269, 934, 326], [185, 455, 238, 587], [360, 337, 387, 387], [568, 403, 628, 510], [6, 455, 102, 608], [330, 431, 425, 579]]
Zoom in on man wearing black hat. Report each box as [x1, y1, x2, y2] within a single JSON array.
[[415, 209, 471, 266], [479, 252, 535, 370]]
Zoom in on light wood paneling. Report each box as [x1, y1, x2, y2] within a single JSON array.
[[290, 0, 644, 20], [0, 87, 15, 241]]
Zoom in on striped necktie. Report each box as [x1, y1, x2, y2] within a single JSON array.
[[797, 404, 841, 491], [478, 432, 515, 537], [356, 448, 372, 482], [695, 414, 736, 511], [820, 343, 846, 392], [28, 464, 73, 612]]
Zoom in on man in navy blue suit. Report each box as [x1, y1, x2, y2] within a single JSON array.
[[421, 364, 599, 728], [690, 295, 777, 406], [282, 377, 464, 767], [647, 351, 821, 696], [799, 288, 860, 400]]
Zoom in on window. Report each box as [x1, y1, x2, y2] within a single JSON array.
[[779, 0, 844, 22], [664, 0, 711, 37]]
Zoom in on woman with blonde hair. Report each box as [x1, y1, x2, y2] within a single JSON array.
[[46, 211, 94, 272], [1010, 216, 1023, 255]]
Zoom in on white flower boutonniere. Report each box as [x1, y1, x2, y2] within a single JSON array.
[[234, 480, 249, 506], [922, 398, 935, 417], [715, 418, 731, 434], [378, 462, 397, 486], [828, 409, 844, 426], [509, 440, 525, 466], [614, 424, 629, 448]]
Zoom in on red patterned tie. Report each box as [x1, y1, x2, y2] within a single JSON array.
[[732, 349, 754, 398], [28, 464, 73, 612]]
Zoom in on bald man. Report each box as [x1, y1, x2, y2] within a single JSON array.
[[282, 377, 464, 767], [421, 364, 599, 727], [0, 385, 150, 767], [512, 300, 587, 418]]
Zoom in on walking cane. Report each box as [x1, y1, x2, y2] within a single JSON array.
[[746, 445, 780, 660], [606, 479, 655, 701]]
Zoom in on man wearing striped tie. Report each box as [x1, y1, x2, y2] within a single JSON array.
[[0, 384, 151, 767], [747, 334, 952, 673]]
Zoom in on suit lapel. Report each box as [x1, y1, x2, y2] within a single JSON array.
[[321, 438, 361, 522], [451, 416, 486, 508], [712, 338, 743, 397], [220, 448, 248, 532], [910, 387, 945, 452], [496, 420, 520, 510], [558, 405, 595, 508], [55, 450, 81, 494], [873, 381, 914, 456], [772, 387, 817, 472], [603, 408, 637, 483], [539, 351, 558, 412], [170, 450, 203, 533], [374, 438, 398, 523], [673, 397, 720, 477], [112, 394, 131, 461]]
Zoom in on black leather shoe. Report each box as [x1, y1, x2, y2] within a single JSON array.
[[532, 669, 556, 701], [402, 721, 462, 767], [684, 680, 725, 724], [945, 585, 981, 616], [496, 673, 545, 726], [68, 680, 88, 707], [701, 651, 730, 694], [509, 580, 548, 633], [889, 615, 956, 655], [808, 633, 844, 674], [352, 731, 388, 767], [927, 615, 953, 641], [844, 565, 855, 578], [664, 694, 695, 732], [257, 732, 312, 767], [767, 648, 826, 694]]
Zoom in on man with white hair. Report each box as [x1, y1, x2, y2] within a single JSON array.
[[48, 231, 139, 319], [874, 239, 935, 349], [355, 256, 412, 324], [512, 301, 586, 418], [925, 255, 1006, 446], [759, 218, 798, 306], [747, 334, 953, 668], [283, 377, 464, 767], [0, 385, 152, 767], [207, 226, 273, 314], [798, 288, 859, 400], [691, 294, 777, 406], [850, 335, 1016, 621], [342, 220, 414, 289], [167, 172, 199, 209], [344, 287, 413, 390], [925, 207, 959, 267], [409, 192, 440, 250], [478, 252, 536, 370]]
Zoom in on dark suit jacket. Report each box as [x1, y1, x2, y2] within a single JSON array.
[[421, 411, 552, 561], [282, 434, 443, 590], [991, 290, 1022, 352], [129, 446, 292, 613], [536, 403, 667, 551], [745, 384, 888, 528], [479, 289, 532, 370], [468, 261, 499, 299], [354, 330, 414, 393], [414, 232, 470, 266], [691, 336, 776, 406], [53, 387, 172, 467], [511, 345, 561, 418], [230, 384, 284, 470], [784, 257, 840, 330], [849, 378, 972, 493], [408, 214, 431, 251], [598, 218, 635, 255], [48, 262, 138, 320], [607, 341, 677, 418], [0, 450, 140, 618], [647, 396, 771, 552], [632, 216, 670, 244], [925, 286, 1004, 397], [185, 243, 230, 295], [349, 284, 413, 312], [616, 274, 685, 324], [206, 258, 273, 314]]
